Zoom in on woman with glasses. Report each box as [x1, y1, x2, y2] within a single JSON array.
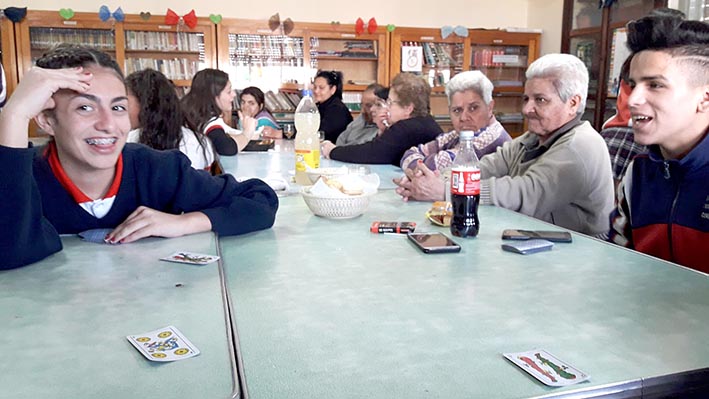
[[322, 73, 442, 165], [312, 70, 353, 143]]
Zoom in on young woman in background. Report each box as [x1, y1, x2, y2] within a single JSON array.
[[125, 69, 215, 170], [312, 70, 352, 143], [182, 69, 256, 156]]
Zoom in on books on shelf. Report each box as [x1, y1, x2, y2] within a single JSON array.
[[29, 27, 115, 50], [124, 31, 204, 52]]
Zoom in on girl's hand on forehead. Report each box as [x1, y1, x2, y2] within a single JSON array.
[[7, 66, 93, 120]]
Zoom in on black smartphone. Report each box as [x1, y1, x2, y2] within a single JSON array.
[[501, 229, 572, 243], [407, 232, 462, 254]]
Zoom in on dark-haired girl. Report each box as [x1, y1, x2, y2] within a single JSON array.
[[182, 69, 257, 156], [125, 69, 215, 170]]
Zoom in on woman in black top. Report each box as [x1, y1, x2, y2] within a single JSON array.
[[322, 73, 442, 165], [312, 70, 353, 143]]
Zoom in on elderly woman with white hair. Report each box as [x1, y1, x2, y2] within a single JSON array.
[[394, 70, 511, 201], [397, 53, 614, 236]]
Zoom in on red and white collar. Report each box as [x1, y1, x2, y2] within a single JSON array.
[[46, 141, 123, 218]]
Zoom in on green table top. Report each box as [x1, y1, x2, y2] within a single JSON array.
[[0, 233, 238, 399], [220, 191, 709, 399]]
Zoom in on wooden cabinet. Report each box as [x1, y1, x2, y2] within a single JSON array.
[[16, 11, 119, 81], [216, 19, 388, 115], [469, 30, 540, 137], [562, 0, 666, 130], [120, 14, 216, 92], [390, 27, 538, 136], [1, 16, 18, 98], [15, 10, 215, 92]]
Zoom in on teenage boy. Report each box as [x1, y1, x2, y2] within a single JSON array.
[[0, 45, 279, 270], [609, 17, 709, 272]]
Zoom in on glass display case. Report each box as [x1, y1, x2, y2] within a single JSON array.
[[562, 0, 667, 130]]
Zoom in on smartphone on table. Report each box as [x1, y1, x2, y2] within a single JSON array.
[[407, 232, 461, 254], [501, 229, 572, 243]]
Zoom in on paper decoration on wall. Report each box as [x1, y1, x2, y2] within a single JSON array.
[[165, 9, 197, 29], [402, 45, 423, 72], [355, 17, 377, 35], [440, 25, 468, 39], [139, 11, 151, 20], [59, 8, 75, 20], [209, 14, 222, 24], [0, 7, 27, 23], [268, 13, 294, 35], [99, 6, 125, 22]]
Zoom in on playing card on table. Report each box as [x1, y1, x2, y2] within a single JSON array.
[[127, 326, 200, 362], [78, 228, 113, 244], [160, 251, 220, 265], [503, 349, 589, 387]]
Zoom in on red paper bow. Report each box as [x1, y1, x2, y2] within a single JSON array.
[[165, 9, 197, 29], [355, 17, 377, 35]]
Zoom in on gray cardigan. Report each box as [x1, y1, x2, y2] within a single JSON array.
[[479, 121, 614, 236]]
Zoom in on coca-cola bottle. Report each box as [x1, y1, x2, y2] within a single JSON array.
[[450, 130, 480, 238]]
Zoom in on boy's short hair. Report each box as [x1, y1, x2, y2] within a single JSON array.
[[627, 16, 709, 86]]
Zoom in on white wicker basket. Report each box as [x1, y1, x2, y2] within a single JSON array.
[[300, 187, 374, 219]]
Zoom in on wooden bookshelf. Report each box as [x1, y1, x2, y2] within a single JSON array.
[[1, 16, 18, 97], [469, 29, 540, 137], [121, 13, 215, 89]]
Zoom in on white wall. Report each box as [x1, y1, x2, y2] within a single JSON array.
[[527, 0, 564, 55], [12, 0, 529, 29], [10, 0, 564, 55]]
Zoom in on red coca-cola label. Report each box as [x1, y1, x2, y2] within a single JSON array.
[[450, 167, 480, 195]]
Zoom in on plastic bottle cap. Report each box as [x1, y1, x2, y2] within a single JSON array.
[[460, 130, 476, 140], [302, 89, 313, 96]]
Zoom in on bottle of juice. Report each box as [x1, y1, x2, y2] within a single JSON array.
[[294, 90, 321, 185]]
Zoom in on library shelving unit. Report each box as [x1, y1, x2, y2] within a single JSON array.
[[15, 10, 119, 81], [121, 13, 216, 94], [216, 19, 389, 119], [1, 16, 18, 97], [306, 21, 389, 107], [15, 10, 216, 92], [561, 0, 666, 130], [469, 29, 540, 137], [389, 27, 470, 132]]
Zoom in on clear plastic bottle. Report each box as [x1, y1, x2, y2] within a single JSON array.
[[294, 89, 321, 185], [450, 130, 481, 238]]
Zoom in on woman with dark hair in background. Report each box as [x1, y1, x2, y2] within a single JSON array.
[[239, 86, 282, 139], [125, 69, 215, 170], [182, 69, 256, 156], [312, 70, 353, 142]]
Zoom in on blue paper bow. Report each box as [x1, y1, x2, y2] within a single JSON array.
[[98, 6, 124, 22], [0, 7, 27, 23], [441, 25, 468, 39]]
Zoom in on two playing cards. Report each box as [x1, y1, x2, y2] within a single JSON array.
[[127, 326, 200, 362], [503, 349, 589, 387]]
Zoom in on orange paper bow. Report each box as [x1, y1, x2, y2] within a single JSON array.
[[165, 9, 197, 29], [355, 17, 378, 35]]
